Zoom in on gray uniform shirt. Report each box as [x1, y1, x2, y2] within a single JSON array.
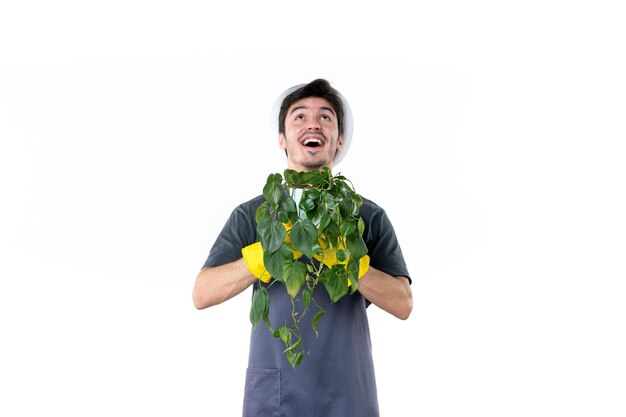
[[203, 195, 411, 417]]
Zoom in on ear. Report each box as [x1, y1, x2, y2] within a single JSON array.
[[279, 133, 287, 150], [336, 135, 344, 151]]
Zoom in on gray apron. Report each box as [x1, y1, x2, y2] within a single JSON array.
[[243, 279, 379, 417]]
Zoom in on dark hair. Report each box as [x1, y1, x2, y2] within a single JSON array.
[[278, 79, 344, 135]]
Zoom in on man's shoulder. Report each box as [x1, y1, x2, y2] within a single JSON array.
[[359, 196, 387, 218], [236, 194, 265, 209], [231, 194, 265, 217]]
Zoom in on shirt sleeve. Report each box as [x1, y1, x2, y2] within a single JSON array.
[[202, 200, 259, 269], [362, 201, 412, 284]]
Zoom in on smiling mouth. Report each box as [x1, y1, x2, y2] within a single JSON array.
[[303, 138, 323, 148]]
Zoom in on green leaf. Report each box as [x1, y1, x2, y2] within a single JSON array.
[[311, 309, 326, 337], [287, 209, 299, 225], [283, 260, 307, 297], [302, 289, 311, 309], [249, 287, 269, 327], [263, 243, 293, 282], [350, 193, 361, 215], [311, 243, 324, 258], [346, 233, 368, 260], [305, 189, 321, 200], [331, 209, 342, 226], [328, 183, 341, 198], [263, 173, 283, 209], [346, 258, 360, 294], [340, 218, 356, 237], [323, 220, 340, 248], [273, 326, 291, 346], [284, 169, 301, 186], [283, 338, 302, 354], [357, 217, 365, 236], [290, 219, 318, 258], [299, 196, 316, 212], [282, 195, 297, 214], [255, 202, 270, 224], [278, 210, 289, 224], [320, 213, 331, 230], [335, 178, 347, 190], [287, 351, 303, 369], [335, 248, 350, 263], [319, 266, 349, 303], [302, 171, 326, 186], [339, 196, 355, 218], [257, 218, 287, 253], [306, 209, 321, 226]]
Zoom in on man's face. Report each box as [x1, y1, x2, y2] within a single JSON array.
[[279, 97, 343, 172]]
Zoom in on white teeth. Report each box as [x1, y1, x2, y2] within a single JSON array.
[[304, 138, 322, 145]]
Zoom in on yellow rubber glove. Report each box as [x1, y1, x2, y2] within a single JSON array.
[[242, 242, 271, 283], [241, 223, 304, 283], [315, 237, 370, 282], [315, 236, 338, 267], [357, 254, 370, 279]]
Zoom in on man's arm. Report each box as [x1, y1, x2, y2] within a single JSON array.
[[357, 267, 412, 320], [192, 258, 257, 310]]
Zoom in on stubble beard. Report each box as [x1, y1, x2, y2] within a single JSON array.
[[300, 157, 328, 170]]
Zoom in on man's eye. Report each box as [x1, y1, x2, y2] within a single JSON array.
[[320, 115, 331, 121], [295, 115, 304, 120]]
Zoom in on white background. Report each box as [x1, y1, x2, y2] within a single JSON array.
[[1, 1, 624, 416]]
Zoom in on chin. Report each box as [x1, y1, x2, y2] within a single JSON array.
[[302, 159, 328, 170]]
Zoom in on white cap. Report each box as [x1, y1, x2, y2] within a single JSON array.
[[271, 82, 353, 167]]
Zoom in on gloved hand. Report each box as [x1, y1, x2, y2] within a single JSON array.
[[242, 222, 303, 283], [315, 238, 370, 281], [357, 255, 370, 280], [242, 242, 271, 283]]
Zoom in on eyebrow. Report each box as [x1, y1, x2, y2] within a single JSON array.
[[289, 105, 336, 116]]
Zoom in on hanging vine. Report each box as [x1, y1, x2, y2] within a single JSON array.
[[249, 167, 368, 368]]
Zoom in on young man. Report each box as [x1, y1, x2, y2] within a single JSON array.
[[193, 79, 412, 417]]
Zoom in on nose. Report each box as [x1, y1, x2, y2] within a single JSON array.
[[307, 119, 321, 130]]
